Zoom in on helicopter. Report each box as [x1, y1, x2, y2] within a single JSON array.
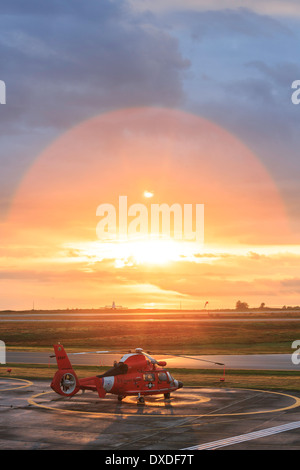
[[50, 343, 225, 405]]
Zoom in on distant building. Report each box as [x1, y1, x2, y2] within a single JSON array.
[[102, 301, 127, 310]]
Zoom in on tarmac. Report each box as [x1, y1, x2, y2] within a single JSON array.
[[1, 377, 300, 450], [6, 350, 297, 370]]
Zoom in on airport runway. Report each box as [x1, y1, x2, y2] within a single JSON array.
[[6, 350, 298, 370], [0, 378, 300, 450], [1, 315, 300, 323]]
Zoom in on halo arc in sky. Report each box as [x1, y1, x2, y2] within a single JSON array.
[[7, 106, 290, 248]]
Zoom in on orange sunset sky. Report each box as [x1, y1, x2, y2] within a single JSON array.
[[1, 107, 299, 310], [1, 2, 300, 310]]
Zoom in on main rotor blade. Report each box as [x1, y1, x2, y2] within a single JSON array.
[[71, 350, 111, 355], [72, 349, 133, 355], [156, 353, 224, 366], [49, 350, 130, 358]]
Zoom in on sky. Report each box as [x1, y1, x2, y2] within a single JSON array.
[[1, 0, 300, 310]]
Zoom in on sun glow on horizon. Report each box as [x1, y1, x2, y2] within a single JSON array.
[[63, 238, 205, 267]]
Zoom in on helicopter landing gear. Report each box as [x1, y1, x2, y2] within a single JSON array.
[[137, 393, 145, 405], [164, 392, 171, 400], [117, 395, 125, 402]]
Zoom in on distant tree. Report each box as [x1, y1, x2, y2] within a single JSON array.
[[259, 302, 265, 309], [235, 300, 249, 311]]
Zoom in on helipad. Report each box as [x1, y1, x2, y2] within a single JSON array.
[[1, 378, 300, 450]]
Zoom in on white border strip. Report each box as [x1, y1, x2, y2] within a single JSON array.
[[182, 421, 300, 450]]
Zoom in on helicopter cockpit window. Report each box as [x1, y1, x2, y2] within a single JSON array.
[[143, 373, 155, 382], [166, 371, 174, 382], [158, 372, 167, 382]]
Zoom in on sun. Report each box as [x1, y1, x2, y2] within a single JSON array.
[[143, 190, 154, 198]]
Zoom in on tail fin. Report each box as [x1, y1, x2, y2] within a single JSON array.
[[53, 343, 73, 370], [51, 344, 79, 397]]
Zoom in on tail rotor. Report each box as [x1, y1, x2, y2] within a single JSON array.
[[59, 372, 77, 395], [50, 344, 80, 397]]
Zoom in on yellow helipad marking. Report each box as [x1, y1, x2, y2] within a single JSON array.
[[0, 377, 33, 392], [27, 388, 300, 419], [124, 393, 210, 407]]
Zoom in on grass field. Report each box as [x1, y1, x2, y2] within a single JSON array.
[[1, 317, 300, 354], [1, 363, 300, 392]]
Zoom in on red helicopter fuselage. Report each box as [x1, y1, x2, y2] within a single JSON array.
[[50, 344, 183, 403]]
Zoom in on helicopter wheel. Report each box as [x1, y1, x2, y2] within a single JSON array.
[[137, 395, 145, 405], [164, 392, 171, 400]]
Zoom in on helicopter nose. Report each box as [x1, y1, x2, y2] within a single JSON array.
[[178, 381, 183, 389]]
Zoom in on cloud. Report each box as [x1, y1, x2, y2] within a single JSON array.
[[247, 61, 300, 87], [0, 0, 190, 217], [129, 0, 300, 18], [165, 8, 291, 40], [0, 0, 189, 131], [2, 243, 300, 308]]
